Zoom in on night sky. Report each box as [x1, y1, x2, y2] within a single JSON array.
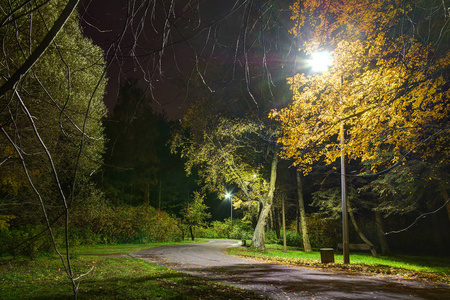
[[79, 0, 297, 119]]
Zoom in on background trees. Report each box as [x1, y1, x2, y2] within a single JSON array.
[[0, 0, 108, 295], [0, 0, 107, 230], [101, 80, 159, 205]]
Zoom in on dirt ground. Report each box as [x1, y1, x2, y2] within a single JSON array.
[[129, 239, 450, 299]]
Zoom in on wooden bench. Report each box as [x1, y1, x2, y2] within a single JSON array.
[[337, 243, 371, 252]]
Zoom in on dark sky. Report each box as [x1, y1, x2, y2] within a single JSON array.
[[79, 0, 298, 119], [79, 0, 238, 119]]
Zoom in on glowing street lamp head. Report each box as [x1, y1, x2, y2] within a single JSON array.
[[225, 192, 232, 199], [309, 51, 332, 73]]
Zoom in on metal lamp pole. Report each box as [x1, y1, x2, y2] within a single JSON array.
[[230, 196, 233, 235], [226, 192, 233, 236], [340, 119, 350, 264], [310, 53, 349, 264]]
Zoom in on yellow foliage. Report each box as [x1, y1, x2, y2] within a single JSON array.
[[272, 0, 450, 173], [0, 215, 16, 230]]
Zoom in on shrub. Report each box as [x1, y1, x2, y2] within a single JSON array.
[[70, 204, 182, 244], [231, 219, 253, 240], [197, 220, 229, 238], [265, 230, 278, 244], [197, 219, 253, 240], [281, 231, 303, 248], [0, 225, 63, 259], [307, 214, 340, 248]]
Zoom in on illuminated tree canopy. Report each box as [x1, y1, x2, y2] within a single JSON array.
[[271, 0, 450, 174]]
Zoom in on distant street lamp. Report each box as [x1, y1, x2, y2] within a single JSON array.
[[309, 51, 350, 264], [225, 192, 233, 235]]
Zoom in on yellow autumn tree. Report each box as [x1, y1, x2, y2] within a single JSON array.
[[271, 0, 450, 174]]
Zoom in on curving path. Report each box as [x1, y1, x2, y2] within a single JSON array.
[[129, 239, 450, 299]]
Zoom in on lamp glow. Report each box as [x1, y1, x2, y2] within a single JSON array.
[[309, 51, 332, 72]]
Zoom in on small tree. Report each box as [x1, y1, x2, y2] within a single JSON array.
[[181, 192, 211, 241]]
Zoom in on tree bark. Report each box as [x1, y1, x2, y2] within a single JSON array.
[[297, 171, 312, 252], [252, 201, 272, 249], [146, 182, 150, 206], [375, 210, 391, 255], [189, 225, 195, 241], [178, 220, 185, 240], [440, 187, 450, 222], [274, 207, 281, 239], [159, 180, 162, 210], [251, 153, 279, 250], [282, 192, 287, 253], [269, 207, 274, 232], [348, 204, 379, 257], [431, 213, 444, 250]]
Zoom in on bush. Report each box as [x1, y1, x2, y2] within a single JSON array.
[[307, 214, 340, 248], [197, 219, 253, 240], [0, 225, 63, 259], [231, 219, 253, 240], [280, 231, 303, 248], [198, 220, 229, 238], [265, 230, 278, 244], [70, 204, 182, 244]]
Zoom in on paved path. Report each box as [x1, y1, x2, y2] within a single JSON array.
[[129, 239, 450, 299]]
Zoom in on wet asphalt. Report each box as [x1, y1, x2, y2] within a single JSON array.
[[129, 239, 450, 299]]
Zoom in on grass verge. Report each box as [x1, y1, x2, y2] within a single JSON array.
[[227, 244, 450, 284], [72, 240, 208, 256], [0, 241, 265, 300]]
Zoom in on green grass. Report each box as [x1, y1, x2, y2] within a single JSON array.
[[72, 240, 207, 255], [227, 243, 450, 283], [0, 241, 265, 300]]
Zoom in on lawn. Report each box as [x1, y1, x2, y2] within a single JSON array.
[[72, 240, 208, 255], [227, 243, 450, 283], [0, 241, 265, 300]]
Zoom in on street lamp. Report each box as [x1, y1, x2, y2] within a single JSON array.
[[309, 51, 350, 264], [309, 51, 332, 73], [225, 192, 233, 235]]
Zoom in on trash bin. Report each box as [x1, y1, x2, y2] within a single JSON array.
[[320, 248, 335, 264]]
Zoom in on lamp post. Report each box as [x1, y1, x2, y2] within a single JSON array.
[[225, 192, 233, 235], [310, 52, 350, 264], [340, 109, 350, 264]]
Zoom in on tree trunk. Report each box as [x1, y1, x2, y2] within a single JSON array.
[[251, 153, 279, 250], [269, 207, 274, 232], [158, 180, 162, 210], [297, 171, 312, 252], [375, 210, 391, 255], [252, 201, 272, 250], [146, 182, 150, 206], [274, 207, 281, 239], [282, 192, 287, 253], [440, 187, 450, 222], [189, 225, 195, 241], [348, 204, 378, 257], [431, 213, 444, 250]]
